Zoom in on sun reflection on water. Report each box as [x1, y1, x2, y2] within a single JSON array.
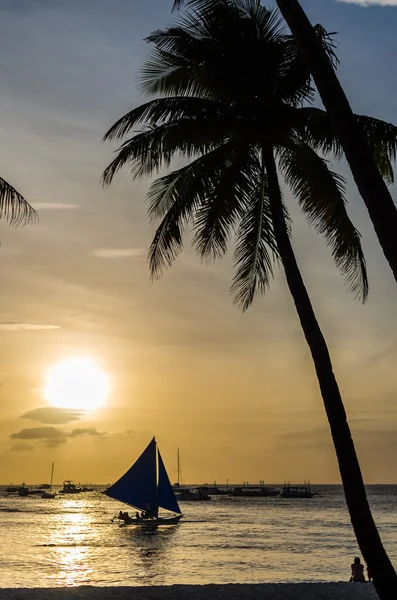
[[49, 501, 97, 586]]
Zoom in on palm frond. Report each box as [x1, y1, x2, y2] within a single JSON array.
[[312, 24, 339, 69], [0, 178, 38, 226], [147, 142, 240, 277], [355, 115, 397, 184], [231, 159, 279, 310], [102, 119, 229, 186], [193, 146, 256, 261], [294, 106, 342, 156], [103, 97, 224, 141], [297, 109, 397, 183], [279, 142, 368, 301]]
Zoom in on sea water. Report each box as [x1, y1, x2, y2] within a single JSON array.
[[0, 485, 396, 587]]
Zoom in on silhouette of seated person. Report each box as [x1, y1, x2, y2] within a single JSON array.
[[350, 557, 366, 582], [118, 511, 130, 521]]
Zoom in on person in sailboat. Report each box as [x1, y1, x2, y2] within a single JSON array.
[[142, 502, 153, 519]]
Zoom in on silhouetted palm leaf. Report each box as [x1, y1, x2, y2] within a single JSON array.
[[147, 142, 243, 277], [279, 142, 368, 300], [231, 161, 279, 310], [0, 177, 38, 226]]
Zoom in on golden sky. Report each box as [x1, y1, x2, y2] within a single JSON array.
[[0, 0, 397, 485]]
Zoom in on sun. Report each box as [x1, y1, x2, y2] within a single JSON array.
[[44, 357, 110, 411]]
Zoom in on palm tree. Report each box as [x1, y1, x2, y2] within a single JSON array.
[[103, 1, 397, 596], [274, 0, 397, 285], [175, 0, 397, 289], [0, 177, 37, 227]]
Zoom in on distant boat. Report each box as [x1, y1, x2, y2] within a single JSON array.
[[59, 480, 83, 494], [106, 437, 183, 526], [174, 486, 211, 501], [41, 463, 56, 499], [18, 485, 29, 497], [231, 486, 279, 498], [6, 485, 22, 493], [280, 483, 317, 498], [172, 447, 211, 501]]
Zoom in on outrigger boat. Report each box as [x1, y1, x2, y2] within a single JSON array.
[[106, 437, 183, 526], [280, 482, 317, 498]]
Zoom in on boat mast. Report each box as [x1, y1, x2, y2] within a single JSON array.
[[154, 437, 159, 518], [50, 462, 54, 493], [177, 447, 181, 486]]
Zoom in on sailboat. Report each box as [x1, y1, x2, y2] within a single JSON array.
[[41, 463, 56, 499], [106, 437, 183, 526]]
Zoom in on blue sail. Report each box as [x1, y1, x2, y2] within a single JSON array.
[[158, 449, 181, 514], [105, 437, 157, 512]]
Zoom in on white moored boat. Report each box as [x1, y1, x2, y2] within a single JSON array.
[[106, 437, 183, 526]]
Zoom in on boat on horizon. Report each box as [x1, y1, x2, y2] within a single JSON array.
[[231, 485, 279, 498], [172, 448, 211, 501], [106, 437, 183, 526], [41, 463, 56, 499], [59, 480, 83, 494], [280, 482, 317, 498], [174, 486, 211, 501]]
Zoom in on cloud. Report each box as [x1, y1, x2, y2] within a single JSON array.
[[0, 323, 60, 331], [31, 202, 79, 210], [21, 407, 84, 424], [11, 426, 65, 440], [10, 443, 34, 452], [10, 426, 107, 448], [338, 0, 397, 4], [68, 427, 104, 437], [89, 248, 146, 259]]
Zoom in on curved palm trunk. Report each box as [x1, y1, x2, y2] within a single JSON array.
[[264, 148, 397, 600], [275, 0, 397, 284]]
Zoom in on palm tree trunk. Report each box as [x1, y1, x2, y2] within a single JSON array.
[[275, 0, 397, 284], [263, 147, 397, 600]]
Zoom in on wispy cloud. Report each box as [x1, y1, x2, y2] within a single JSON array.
[[31, 202, 79, 210], [0, 323, 60, 331], [11, 427, 65, 440], [89, 248, 146, 259], [21, 407, 84, 425], [10, 443, 34, 452], [338, 0, 397, 5], [10, 427, 107, 447]]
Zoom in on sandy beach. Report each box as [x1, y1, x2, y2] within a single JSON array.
[[0, 584, 378, 600]]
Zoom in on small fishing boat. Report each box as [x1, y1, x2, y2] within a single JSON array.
[[41, 463, 56, 499], [174, 487, 211, 501], [59, 480, 83, 494], [6, 485, 22, 493], [231, 485, 279, 497], [106, 437, 183, 526], [280, 482, 317, 498]]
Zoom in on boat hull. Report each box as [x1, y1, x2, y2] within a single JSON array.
[[281, 491, 316, 498], [120, 515, 183, 526], [231, 489, 279, 498]]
